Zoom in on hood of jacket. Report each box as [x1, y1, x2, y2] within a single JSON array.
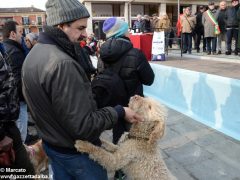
[[100, 37, 133, 63]]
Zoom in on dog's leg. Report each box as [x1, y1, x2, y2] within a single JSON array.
[[75, 140, 135, 172], [100, 139, 119, 152], [101, 132, 129, 152], [118, 132, 129, 144], [36, 157, 48, 175]]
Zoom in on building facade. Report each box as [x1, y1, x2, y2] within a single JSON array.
[[80, 0, 231, 39], [0, 6, 46, 36]]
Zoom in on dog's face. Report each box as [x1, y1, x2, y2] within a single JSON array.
[[128, 95, 167, 143]]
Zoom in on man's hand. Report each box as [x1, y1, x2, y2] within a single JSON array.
[[123, 107, 143, 123]]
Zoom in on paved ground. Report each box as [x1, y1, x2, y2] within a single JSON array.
[[160, 107, 240, 180], [102, 106, 240, 180], [149, 53, 240, 179], [148, 53, 240, 179], [152, 52, 240, 79]]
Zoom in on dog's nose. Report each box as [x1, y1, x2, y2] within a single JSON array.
[[134, 95, 140, 99], [130, 95, 140, 102], [131, 95, 137, 100]]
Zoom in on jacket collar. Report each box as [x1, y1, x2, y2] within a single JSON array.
[[38, 32, 57, 45], [3, 39, 24, 52]]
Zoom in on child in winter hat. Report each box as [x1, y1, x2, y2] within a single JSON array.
[[102, 17, 129, 38]]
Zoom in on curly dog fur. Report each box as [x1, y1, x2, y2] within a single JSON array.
[[75, 95, 175, 180], [25, 140, 48, 174]]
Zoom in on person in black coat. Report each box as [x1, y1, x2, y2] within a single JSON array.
[[195, 6, 206, 52], [0, 21, 34, 175], [225, 0, 239, 55], [216, 1, 227, 54], [99, 17, 154, 179], [99, 17, 155, 144], [141, 15, 152, 33], [2, 21, 26, 102], [2, 21, 29, 144]]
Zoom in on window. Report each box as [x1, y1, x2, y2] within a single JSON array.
[[120, 5, 124, 17], [37, 16, 42, 25], [0, 17, 13, 25], [131, 5, 144, 17], [38, 28, 43, 32], [92, 4, 113, 17], [22, 17, 29, 25], [148, 5, 158, 16]]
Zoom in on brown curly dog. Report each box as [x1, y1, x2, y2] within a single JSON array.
[[75, 95, 176, 180]]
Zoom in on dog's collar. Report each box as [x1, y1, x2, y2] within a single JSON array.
[[128, 134, 150, 141], [128, 120, 160, 141]]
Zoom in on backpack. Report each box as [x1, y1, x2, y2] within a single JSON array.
[[92, 58, 128, 108], [0, 52, 19, 122]]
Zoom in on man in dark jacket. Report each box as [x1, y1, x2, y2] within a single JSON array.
[[100, 17, 155, 143], [2, 20, 28, 143], [0, 51, 34, 175], [141, 15, 152, 33], [132, 14, 142, 32], [216, 1, 227, 54], [22, 0, 142, 179], [225, 0, 239, 55], [195, 6, 206, 53]]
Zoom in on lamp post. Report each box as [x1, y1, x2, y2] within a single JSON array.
[[178, 0, 180, 19], [128, 0, 134, 28]]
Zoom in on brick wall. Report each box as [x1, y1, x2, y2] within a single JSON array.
[[13, 16, 22, 25], [29, 15, 36, 25]]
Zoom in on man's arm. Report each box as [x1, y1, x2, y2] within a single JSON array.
[[46, 60, 141, 143]]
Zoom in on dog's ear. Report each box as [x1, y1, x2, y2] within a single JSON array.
[[148, 120, 165, 144]]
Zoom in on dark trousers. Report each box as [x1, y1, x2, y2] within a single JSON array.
[[226, 28, 238, 52], [206, 37, 217, 53], [182, 33, 192, 53], [43, 143, 108, 180], [178, 35, 182, 48], [196, 31, 206, 51], [165, 31, 170, 48], [2, 123, 35, 176]]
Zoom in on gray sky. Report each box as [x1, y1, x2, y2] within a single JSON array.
[[0, 0, 48, 10]]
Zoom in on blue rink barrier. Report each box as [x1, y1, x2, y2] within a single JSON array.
[[144, 63, 240, 141]]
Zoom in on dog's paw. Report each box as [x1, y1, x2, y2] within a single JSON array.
[[75, 140, 95, 153]]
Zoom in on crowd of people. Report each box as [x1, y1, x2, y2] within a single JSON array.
[[132, 13, 172, 34], [132, 13, 174, 49], [130, 0, 240, 56], [176, 0, 240, 55]]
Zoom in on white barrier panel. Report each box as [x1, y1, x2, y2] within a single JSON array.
[[144, 63, 240, 141], [151, 31, 165, 61]]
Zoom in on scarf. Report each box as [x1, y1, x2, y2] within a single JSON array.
[[44, 26, 93, 80], [206, 10, 221, 35]]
